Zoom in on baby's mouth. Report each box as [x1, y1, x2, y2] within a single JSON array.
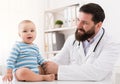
[[27, 37, 32, 39]]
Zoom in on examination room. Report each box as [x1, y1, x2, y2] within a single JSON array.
[[0, 0, 120, 84]]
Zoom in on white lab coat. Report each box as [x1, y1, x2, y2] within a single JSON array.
[[51, 30, 120, 81]]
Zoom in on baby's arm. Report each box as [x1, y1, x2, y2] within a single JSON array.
[[2, 69, 13, 82], [3, 43, 20, 82]]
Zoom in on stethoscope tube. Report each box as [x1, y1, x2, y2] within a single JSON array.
[[73, 28, 105, 52], [93, 28, 105, 52]]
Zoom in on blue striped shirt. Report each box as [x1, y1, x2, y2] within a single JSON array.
[[7, 41, 45, 74]]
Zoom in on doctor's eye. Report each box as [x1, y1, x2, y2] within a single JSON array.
[[83, 21, 89, 25]]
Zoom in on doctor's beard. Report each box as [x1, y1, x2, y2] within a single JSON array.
[[75, 26, 95, 42]]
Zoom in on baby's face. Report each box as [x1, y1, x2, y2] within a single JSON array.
[[19, 22, 36, 44]]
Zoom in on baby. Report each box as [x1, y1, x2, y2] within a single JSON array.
[[2, 20, 55, 82]]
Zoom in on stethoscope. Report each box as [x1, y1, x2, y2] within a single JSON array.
[[72, 28, 105, 53]]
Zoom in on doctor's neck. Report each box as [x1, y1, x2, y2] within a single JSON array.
[[87, 28, 101, 42]]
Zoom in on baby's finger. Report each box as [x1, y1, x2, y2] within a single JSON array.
[[8, 76, 12, 81]]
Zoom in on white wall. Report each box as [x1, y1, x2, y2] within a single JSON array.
[[0, 0, 45, 67]]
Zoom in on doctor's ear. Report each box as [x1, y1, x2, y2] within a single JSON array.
[[95, 22, 102, 29]]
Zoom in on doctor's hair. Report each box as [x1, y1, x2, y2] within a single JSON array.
[[79, 3, 105, 24]]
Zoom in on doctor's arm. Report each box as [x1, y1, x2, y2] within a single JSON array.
[[57, 42, 120, 81], [49, 36, 72, 65], [43, 36, 72, 74]]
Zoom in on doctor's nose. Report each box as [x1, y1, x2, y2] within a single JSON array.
[[77, 20, 83, 29]]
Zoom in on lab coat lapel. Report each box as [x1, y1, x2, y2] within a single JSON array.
[[71, 41, 85, 65], [85, 42, 96, 58], [79, 42, 85, 59]]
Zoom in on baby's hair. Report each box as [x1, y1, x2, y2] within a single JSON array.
[[18, 20, 35, 28]]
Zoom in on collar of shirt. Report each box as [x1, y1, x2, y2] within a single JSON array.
[[83, 28, 103, 55]]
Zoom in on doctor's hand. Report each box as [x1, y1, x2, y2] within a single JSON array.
[[43, 61, 58, 74]]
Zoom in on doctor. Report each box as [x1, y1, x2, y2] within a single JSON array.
[[43, 3, 120, 81]]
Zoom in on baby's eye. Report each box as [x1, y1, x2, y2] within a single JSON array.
[[31, 30, 35, 32], [23, 30, 27, 32]]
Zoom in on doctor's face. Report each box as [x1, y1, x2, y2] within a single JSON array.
[[75, 12, 98, 41]]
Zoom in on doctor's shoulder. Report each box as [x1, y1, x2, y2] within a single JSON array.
[[102, 30, 119, 43], [65, 34, 75, 45], [107, 32, 120, 44], [103, 31, 120, 50]]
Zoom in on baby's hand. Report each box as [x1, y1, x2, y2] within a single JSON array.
[[2, 73, 13, 82]]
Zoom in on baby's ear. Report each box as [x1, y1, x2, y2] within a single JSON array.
[[18, 33, 21, 37]]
